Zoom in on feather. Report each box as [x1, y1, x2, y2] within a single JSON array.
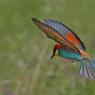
[[58, 48, 81, 61], [43, 19, 86, 51], [32, 18, 80, 54], [80, 59, 95, 80]]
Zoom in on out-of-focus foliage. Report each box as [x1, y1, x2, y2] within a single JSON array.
[[0, 0, 95, 95]]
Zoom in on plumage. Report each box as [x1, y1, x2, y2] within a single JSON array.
[[32, 18, 95, 80], [43, 19, 86, 50], [58, 48, 81, 61], [32, 18, 80, 54], [58, 47, 95, 80], [80, 59, 95, 80]]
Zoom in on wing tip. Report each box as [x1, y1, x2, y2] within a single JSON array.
[[31, 17, 38, 23]]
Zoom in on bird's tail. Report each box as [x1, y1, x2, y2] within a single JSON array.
[[80, 58, 95, 80]]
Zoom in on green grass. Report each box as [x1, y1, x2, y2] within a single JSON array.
[[0, 0, 95, 95]]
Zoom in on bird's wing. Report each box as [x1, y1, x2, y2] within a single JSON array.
[[43, 19, 86, 51], [32, 18, 80, 54]]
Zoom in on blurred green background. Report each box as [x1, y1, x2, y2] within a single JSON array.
[[0, 0, 95, 95]]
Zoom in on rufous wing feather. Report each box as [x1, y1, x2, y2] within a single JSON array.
[[32, 18, 80, 54]]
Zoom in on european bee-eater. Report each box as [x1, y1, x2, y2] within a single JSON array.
[[32, 18, 95, 80]]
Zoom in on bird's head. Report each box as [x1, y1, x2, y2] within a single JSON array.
[[50, 43, 62, 59]]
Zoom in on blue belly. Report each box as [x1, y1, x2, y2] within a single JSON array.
[[58, 49, 82, 61]]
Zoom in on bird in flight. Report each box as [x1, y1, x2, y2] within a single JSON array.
[[32, 18, 95, 80]]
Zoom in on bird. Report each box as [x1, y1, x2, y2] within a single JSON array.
[[31, 18, 95, 80], [52, 43, 95, 79]]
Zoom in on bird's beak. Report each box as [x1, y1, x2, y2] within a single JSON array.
[[50, 47, 57, 60], [50, 54, 55, 60]]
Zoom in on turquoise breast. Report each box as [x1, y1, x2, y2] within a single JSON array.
[[58, 49, 82, 61]]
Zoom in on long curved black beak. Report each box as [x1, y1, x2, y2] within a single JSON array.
[[50, 47, 57, 60]]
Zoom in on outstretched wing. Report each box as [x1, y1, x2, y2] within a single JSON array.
[[32, 18, 80, 54], [43, 19, 86, 51]]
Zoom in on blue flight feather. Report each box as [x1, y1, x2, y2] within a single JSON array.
[[43, 19, 86, 51]]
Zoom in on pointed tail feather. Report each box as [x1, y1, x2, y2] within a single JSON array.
[[80, 59, 95, 80]]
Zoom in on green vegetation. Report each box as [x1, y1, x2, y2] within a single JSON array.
[[0, 0, 95, 95]]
